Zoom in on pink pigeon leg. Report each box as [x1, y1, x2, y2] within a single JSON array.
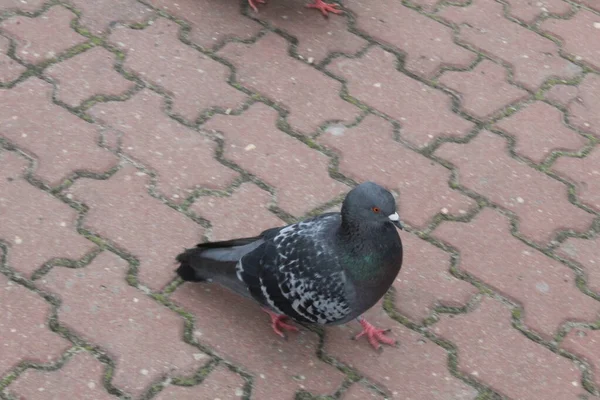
[[353, 316, 396, 350], [248, 0, 267, 12], [262, 308, 299, 338], [306, 0, 343, 16]]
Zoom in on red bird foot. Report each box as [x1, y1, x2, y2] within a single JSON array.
[[248, 0, 267, 12], [353, 317, 396, 350], [306, 0, 343, 16], [263, 308, 299, 338]]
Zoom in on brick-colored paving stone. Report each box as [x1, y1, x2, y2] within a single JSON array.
[[0, 35, 26, 83], [110, 18, 247, 122], [45, 46, 134, 108], [0, 273, 71, 376], [68, 0, 154, 35], [154, 365, 246, 400], [435, 130, 594, 244], [556, 236, 600, 294], [434, 297, 585, 400], [328, 47, 474, 147], [0, 151, 96, 277], [438, 59, 529, 120], [342, 383, 385, 399], [552, 146, 600, 213], [0, 6, 87, 65], [6, 352, 113, 400], [433, 208, 600, 338], [561, 328, 600, 389], [0, 0, 45, 13], [439, 0, 581, 90], [504, 0, 571, 24]]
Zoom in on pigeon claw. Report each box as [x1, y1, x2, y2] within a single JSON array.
[[306, 0, 343, 17], [248, 0, 267, 13], [263, 308, 299, 339], [354, 318, 396, 350]]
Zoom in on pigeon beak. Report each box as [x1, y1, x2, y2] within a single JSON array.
[[388, 212, 404, 230]]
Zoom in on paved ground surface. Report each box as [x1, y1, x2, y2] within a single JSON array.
[[1, 0, 600, 399]]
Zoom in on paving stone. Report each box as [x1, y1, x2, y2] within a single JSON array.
[[0, 35, 26, 83], [439, 0, 581, 90], [344, 0, 476, 78], [434, 297, 584, 399], [67, 0, 154, 35], [545, 83, 580, 108], [393, 233, 477, 323], [0, 151, 97, 277], [203, 102, 348, 217], [439, 59, 529, 119], [341, 383, 385, 400], [250, 0, 367, 64], [0, 0, 45, 12], [541, 9, 600, 71], [45, 46, 134, 107], [191, 182, 284, 241], [39, 251, 205, 397], [89, 89, 239, 201], [435, 130, 594, 244], [155, 365, 246, 400], [110, 18, 247, 122], [556, 236, 600, 294], [318, 114, 476, 228], [494, 101, 588, 163], [66, 166, 204, 289], [433, 208, 600, 338], [404, 0, 441, 12], [0, 6, 87, 65], [0, 78, 119, 186], [328, 47, 474, 147], [218, 32, 360, 134], [6, 352, 113, 400], [0, 273, 71, 376], [146, 0, 263, 50], [561, 328, 600, 389], [504, 0, 571, 24], [171, 283, 346, 399], [552, 146, 600, 213], [571, 0, 600, 12], [325, 306, 478, 400]]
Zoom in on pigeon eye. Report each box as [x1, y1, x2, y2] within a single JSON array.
[[372, 207, 380, 213]]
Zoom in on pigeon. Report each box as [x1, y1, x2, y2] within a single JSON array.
[[248, 0, 342, 17], [176, 182, 404, 349]]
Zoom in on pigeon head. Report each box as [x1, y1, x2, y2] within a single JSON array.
[[341, 182, 404, 230]]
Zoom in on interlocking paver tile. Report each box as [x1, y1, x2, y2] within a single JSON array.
[[556, 236, 600, 294], [439, 0, 581, 90], [6, 352, 113, 400], [154, 365, 245, 400], [552, 146, 600, 213], [541, 9, 600, 71], [89, 89, 239, 201], [571, 0, 600, 12], [434, 297, 585, 400], [0, 273, 71, 376], [66, 166, 204, 289], [344, 0, 476, 78], [191, 182, 284, 241], [393, 233, 477, 323], [435, 130, 594, 243], [0, 78, 119, 186], [0, 0, 45, 13], [438, 59, 529, 119], [0, 35, 26, 83], [504, 0, 571, 24], [494, 101, 588, 163], [68, 0, 154, 35], [172, 284, 346, 399], [45, 46, 134, 108], [218, 32, 360, 134], [342, 383, 385, 399], [0, 151, 96, 277], [327, 47, 474, 147], [325, 306, 478, 399], [0, 6, 87, 65], [433, 208, 600, 338], [146, 0, 263, 49], [318, 114, 476, 228], [250, 1, 367, 64], [39, 251, 205, 397], [110, 18, 247, 122], [203, 102, 348, 216], [561, 328, 600, 389]]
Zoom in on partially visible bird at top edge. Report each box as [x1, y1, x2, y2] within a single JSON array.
[[176, 181, 404, 350], [247, 0, 343, 17]]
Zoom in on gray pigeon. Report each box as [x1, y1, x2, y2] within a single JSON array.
[[176, 182, 404, 349]]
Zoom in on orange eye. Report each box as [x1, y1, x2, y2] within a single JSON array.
[[372, 207, 380, 213]]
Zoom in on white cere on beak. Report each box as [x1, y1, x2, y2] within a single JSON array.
[[388, 212, 400, 221]]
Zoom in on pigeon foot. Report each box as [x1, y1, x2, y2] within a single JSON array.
[[306, 0, 343, 16], [353, 317, 396, 350], [263, 308, 299, 338], [248, 0, 266, 12]]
